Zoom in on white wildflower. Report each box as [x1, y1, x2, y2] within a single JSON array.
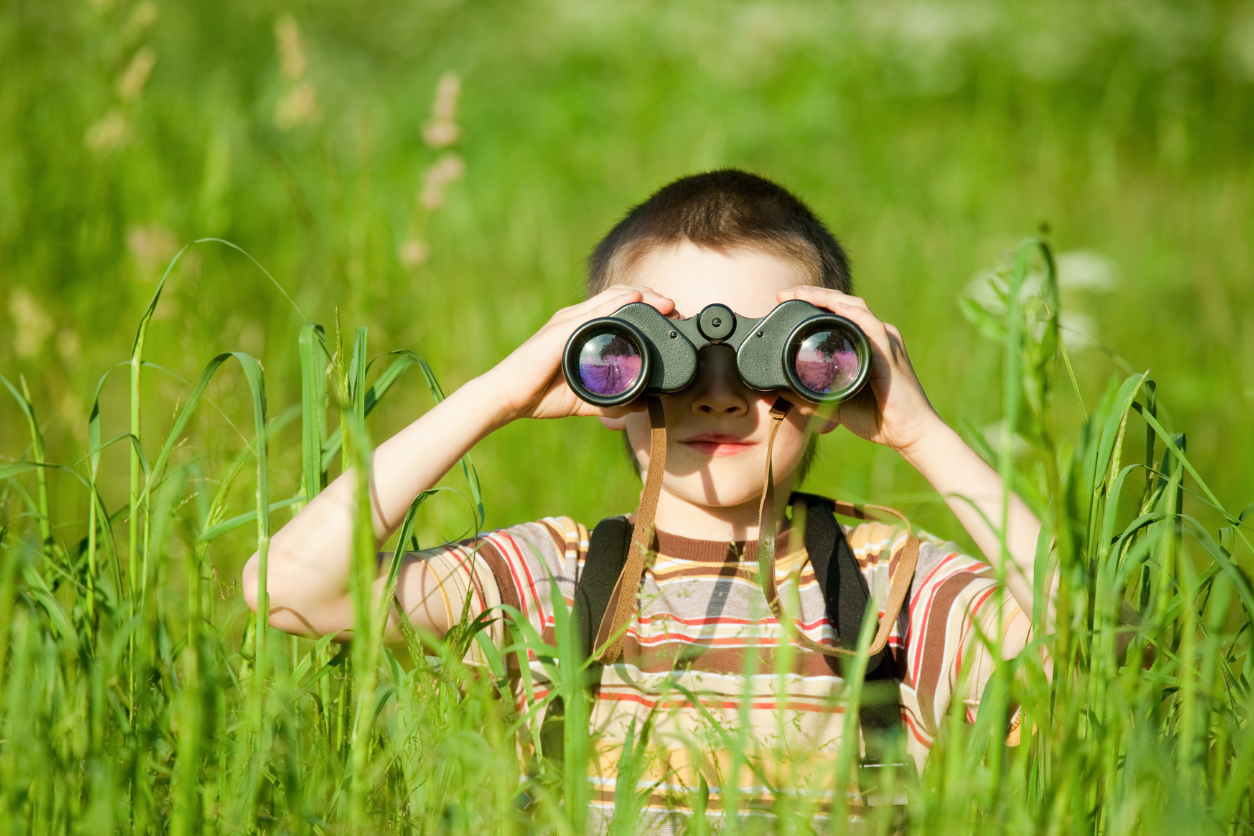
[[116, 47, 156, 102], [274, 14, 307, 82], [125, 222, 179, 277], [56, 329, 82, 364], [124, 1, 159, 39], [422, 72, 461, 148], [8, 287, 56, 360], [1058, 311, 1099, 352], [1055, 250, 1117, 293], [423, 120, 459, 149], [979, 420, 1030, 459], [398, 239, 430, 267], [419, 152, 465, 210], [85, 110, 131, 153], [275, 81, 319, 129]]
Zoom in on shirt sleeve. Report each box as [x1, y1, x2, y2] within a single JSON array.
[[415, 516, 588, 664], [893, 536, 1032, 747]]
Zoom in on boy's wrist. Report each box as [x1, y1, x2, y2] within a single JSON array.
[[461, 371, 522, 433], [895, 412, 959, 473]]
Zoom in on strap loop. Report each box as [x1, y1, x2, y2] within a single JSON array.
[[756, 400, 919, 660]]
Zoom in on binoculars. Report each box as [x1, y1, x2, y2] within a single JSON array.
[[562, 299, 871, 407]]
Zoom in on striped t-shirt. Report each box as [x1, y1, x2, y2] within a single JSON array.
[[419, 503, 1031, 831]]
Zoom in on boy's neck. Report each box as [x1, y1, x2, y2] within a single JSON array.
[[649, 479, 795, 543]]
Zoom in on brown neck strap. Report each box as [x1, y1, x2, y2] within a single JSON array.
[[594, 396, 667, 662]]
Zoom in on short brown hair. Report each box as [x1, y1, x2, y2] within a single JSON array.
[[586, 169, 852, 297]]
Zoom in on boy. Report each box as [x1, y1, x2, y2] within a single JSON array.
[[243, 170, 1040, 830]]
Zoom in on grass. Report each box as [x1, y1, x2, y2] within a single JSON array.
[[3, 2, 1254, 832], [2, 234, 1253, 834]]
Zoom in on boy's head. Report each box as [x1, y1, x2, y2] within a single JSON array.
[[587, 169, 852, 298], [589, 170, 853, 510]]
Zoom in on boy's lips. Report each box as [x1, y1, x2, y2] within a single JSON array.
[[679, 433, 756, 457]]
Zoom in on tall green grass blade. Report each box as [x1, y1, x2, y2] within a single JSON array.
[[190, 238, 307, 321], [319, 349, 485, 529], [197, 497, 304, 543], [0, 375, 54, 560], [300, 323, 329, 505]]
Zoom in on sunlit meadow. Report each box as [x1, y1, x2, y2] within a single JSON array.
[[2, 2, 1253, 833]]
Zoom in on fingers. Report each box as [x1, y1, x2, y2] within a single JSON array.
[[884, 323, 909, 365], [782, 286, 908, 369], [832, 306, 895, 366], [577, 399, 648, 420], [546, 289, 634, 325], [551, 284, 675, 325], [832, 383, 879, 429], [777, 285, 870, 315], [776, 286, 924, 409]]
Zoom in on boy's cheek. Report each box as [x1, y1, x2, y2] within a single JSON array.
[[772, 426, 816, 471]]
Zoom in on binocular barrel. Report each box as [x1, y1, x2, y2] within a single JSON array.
[[562, 300, 871, 407]]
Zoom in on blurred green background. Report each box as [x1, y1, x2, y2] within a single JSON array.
[[3, 0, 1252, 557]]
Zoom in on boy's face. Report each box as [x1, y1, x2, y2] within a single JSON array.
[[603, 241, 838, 516]]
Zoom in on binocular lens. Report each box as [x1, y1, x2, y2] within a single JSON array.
[[793, 329, 861, 395], [577, 331, 644, 397]]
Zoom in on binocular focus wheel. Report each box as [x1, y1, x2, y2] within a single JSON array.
[[697, 304, 736, 342]]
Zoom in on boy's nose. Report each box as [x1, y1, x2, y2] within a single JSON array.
[[689, 346, 750, 418]]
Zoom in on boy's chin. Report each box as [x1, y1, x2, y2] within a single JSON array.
[[663, 475, 794, 512]]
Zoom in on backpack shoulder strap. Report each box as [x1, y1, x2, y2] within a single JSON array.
[[794, 492, 889, 675], [792, 491, 908, 764], [539, 515, 631, 769], [573, 516, 634, 659]]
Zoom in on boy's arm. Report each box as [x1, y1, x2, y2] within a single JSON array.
[[776, 285, 1051, 625], [241, 285, 676, 641], [896, 421, 1050, 625], [907, 432, 1151, 659], [241, 378, 503, 640]]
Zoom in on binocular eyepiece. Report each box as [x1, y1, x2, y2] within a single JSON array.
[[562, 299, 871, 407]]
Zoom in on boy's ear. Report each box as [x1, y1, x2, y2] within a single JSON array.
[[598, 416, 628, 431]]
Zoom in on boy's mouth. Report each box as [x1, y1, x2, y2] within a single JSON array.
[[679, 433, 756, 457]]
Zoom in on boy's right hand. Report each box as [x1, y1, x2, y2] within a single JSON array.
[[481, 285, 675, 425]]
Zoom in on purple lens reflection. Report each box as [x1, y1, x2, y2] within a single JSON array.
[[578, 332, 643, 397], [794, 330, 859, 394]]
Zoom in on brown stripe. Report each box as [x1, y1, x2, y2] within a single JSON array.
[[654, 527, 800, 564], [464, 537, 522, 615], [913, 571, 983, 729], [539, 517, 577, 559]]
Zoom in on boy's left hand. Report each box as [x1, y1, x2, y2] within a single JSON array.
[[776, 285, 943, 457]]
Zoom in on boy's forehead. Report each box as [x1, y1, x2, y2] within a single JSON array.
[[623, 242, 813, 318]]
